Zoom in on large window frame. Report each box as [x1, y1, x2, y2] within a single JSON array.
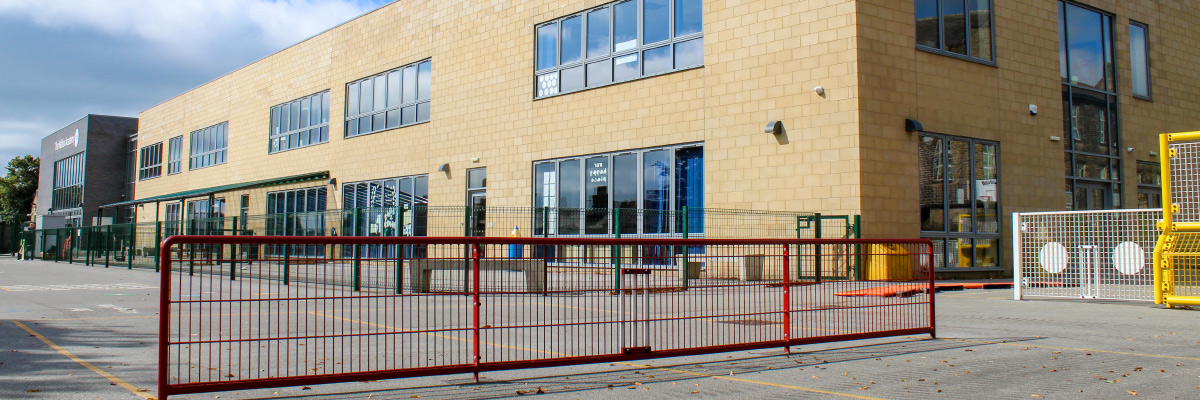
[[266, 187, 328, 256], [270, 91, 330, 153], [138, 142, 162, 180], [532, 143, 703, 237], [919, 133, 1001, 271], [344, 59, 431, 139], [167, 136, 182, 175], [189, 122, 228, 170], [914, 0, 995, 64], [535, 0, 704, 99], [1128, 21, 1151, 100], [51, 152, 86, 212], [1060, 1, 1121, 210], [1136, 161, 1162, 209]]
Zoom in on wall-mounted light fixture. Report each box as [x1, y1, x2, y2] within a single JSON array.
[[1126, 147, 1135, 153], [437, 163, 450, 173], [765, 121, 784, 135], [327, 178, 337, 186], [904, 118, 923, 133], [813, 86, 825, 97]]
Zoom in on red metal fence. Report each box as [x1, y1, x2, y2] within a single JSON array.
[[158, 236, 934, 399]]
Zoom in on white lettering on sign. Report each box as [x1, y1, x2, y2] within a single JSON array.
[[588, 164, 607, 184], [55, 129, 79, 150]]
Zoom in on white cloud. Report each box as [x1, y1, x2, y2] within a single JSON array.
[[0, 0, 381, 58]]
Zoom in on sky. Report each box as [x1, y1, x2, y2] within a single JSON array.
[[0, 0, 393, 166]]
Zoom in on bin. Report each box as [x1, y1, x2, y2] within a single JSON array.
[[865, 244, 913, 281]]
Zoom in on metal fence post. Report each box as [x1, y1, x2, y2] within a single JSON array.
[[395, 206, 404, 294], [104, 226, 111, 268], [67, 228, 74, 264], [127, 223, 134, 270], [230, 217, 239, 281], [85, 226, 92, 266], [470, 242, 483, 382], [853, 215, 862, 280], [155, 221, 162, 272], [682, 206, 690, 288], [814, 213, 822, 283], [1012, 212, 1023, 300], [782, 243, 792, 350], [612, 209, 621, 291], [353, 208, 362, 292]]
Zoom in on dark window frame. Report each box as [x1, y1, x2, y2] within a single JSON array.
[[534, 0, 705, 99], [167, 136, 182, 175], [1128, 20, 1152, 100], [344, 59, 431, 139], [138, 142, 163, 181], [270, 91, 331, 153], [914, 0, 996, 65], [188, 122, 228, 170], [1060, 1, 1121, 210], [918, 132, 1002, 271]]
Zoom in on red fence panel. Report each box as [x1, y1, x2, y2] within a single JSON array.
[[158, 236, 934, 399]]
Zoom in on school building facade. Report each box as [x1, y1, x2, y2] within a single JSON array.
[[116, 0, 1200, 276]]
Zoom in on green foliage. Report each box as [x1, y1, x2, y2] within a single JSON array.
[[0, 155, 39, 221]]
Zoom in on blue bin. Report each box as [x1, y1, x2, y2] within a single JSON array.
[[508, 244, 524, 258]]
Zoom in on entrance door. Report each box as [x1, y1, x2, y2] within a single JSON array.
[[468, 192, 486, 237], [1074, 182, 1111, 210]]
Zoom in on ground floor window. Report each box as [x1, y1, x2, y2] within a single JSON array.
[[164, 203, 181, 236], [533, 143, 703, 237], [266, 187, 327, 256], [342, 174, 429, 258], [1136, 161, 1162, 209], [185, 198, 225, 235], [919, 133, 1000, 269]]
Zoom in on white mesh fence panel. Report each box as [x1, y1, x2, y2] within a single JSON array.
[[1014, 209, 1159, 301], [1169, 142, 1200, 223]]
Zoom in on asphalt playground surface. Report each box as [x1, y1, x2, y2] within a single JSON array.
[[3, 255, 1200, 399]]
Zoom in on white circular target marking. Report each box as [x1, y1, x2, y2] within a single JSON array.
[[1112, 242, 1145, 275], [1038, 242, 1068, 273]]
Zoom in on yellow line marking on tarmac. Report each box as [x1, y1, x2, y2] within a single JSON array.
[[35, 315, 158, 321], [615, 361, 886, 400], [945, 338, 1200, 361], [309, 312, 885, 398], [11, 321, 155, 400]]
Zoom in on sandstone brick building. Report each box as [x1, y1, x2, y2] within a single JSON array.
[[115, 0, 1200, 277]]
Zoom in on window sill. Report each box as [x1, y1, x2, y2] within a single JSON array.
[[916, 46, 997, 68], [343, 119, 431, 140], [1133, 94, 1153, 102], [189, 162, 227, 172], [138, 176, 161, 181], [534, 64, 704, 101]]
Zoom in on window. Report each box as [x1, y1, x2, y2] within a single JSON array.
[[341, 174, 429, 258], [1129, 22, 1150, 99], [1060, 2, 1120, 210], [189, 122, 228, 170], [266, 187, 327, 256], [167, 136, 182, 175], [270, 91, 330, 153], [919, 134, 1000, 270], [345, 60, 430, 138], [467, 168, 487, 237], [533, 143, 703, 236], [1137, 162, 1162, 209], [915, 0, 993, 62], [185, 198, 224, 235], [164, 203, 181, 236], [138, 142, 162, 180], [51, 152, 85, 211], [535, 0, 704, 98]]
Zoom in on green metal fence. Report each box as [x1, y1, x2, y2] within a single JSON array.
[[0, 215, 23, 254], [21, 206, 861, 277]]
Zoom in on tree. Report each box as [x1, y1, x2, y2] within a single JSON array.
[[0, 155, 39, 221]]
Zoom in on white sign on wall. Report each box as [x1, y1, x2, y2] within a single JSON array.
[[55, 129, 79, 150]]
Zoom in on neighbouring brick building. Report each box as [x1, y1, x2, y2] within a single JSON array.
[[38, 115, 139, 227], [117, 0, 1199, 277]]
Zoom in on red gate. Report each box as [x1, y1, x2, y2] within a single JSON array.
[[158, 236, 934, 399]]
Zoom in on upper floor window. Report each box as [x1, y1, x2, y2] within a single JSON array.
[[51, 152, 85, 211], [138, 142, 162, 180], [167, 136, 182, 175], [1129, 22, 1150, 99], [915, 0, 993, 62], [189, 122, 227, 170], [345, 60, 430, 139], [535, 0, 704, 98], [271, 91, 330, 153]]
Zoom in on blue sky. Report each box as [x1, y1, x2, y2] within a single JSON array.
[[0, 0, 393, 165]]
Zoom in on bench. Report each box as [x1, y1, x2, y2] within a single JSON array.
[[409, 259, 548, 293]]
